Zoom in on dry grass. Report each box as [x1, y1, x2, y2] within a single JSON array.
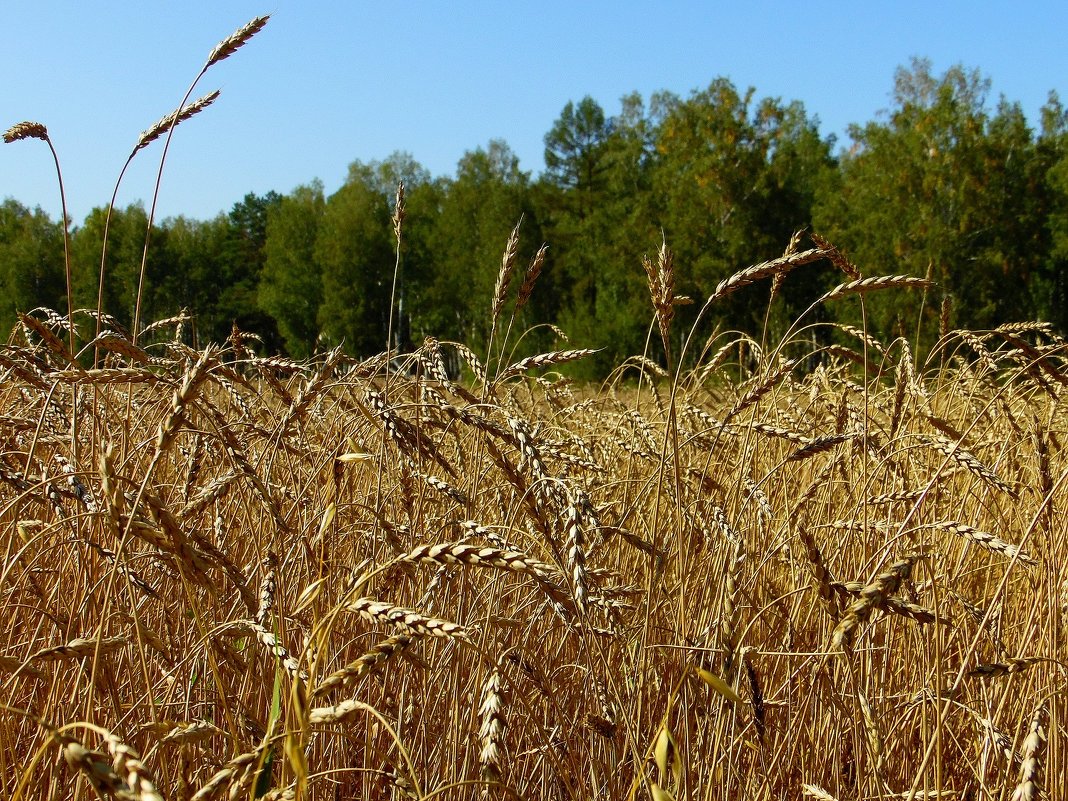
[[1, 246, 1065, 800], [3, 17, 1067, 799]]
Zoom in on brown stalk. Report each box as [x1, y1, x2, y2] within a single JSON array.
[[133, 15, 270, 344]]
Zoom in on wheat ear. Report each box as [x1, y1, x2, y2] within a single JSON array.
[[479, 667, 506, 783], [313, 633, 419, 697], [1011, 705, 1048, 801], [819, 275, 934, 303], [830, 553, 923, 653], [346, 597, 473, 641]]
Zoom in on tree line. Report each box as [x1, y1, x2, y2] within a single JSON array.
[[3, 59, 1067, 375]]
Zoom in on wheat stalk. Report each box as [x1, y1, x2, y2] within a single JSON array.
[[819, 275, 934, 303], [707, 247, 833, 306], [1011, 705, 1048, 801], [59, 735, 130, 798], [104, 731, 165, 801], [243, 621, 306, 680], [255, 550, 278, 626], [400, 542, 557, 579], [515, 244, 548, 314], [207, 15, 271, 66], [968, 657, 1050, 679], [490, 219, 523, 346], [3, 121, 48, 142], [797, 526, 839, 620], [921, 435, 1019, 498], [479, 667, 505, 783], [135, 90, 220, 153], [830, 553, 923, 652], [314, 633, 419, 697], [345, 597, 473, 641], [923, 520, 1036, 565], [564, 486, 589, 614], [29, 636, 128, 663], [830, 581, 948, 625], [190, 744, 270, 801]]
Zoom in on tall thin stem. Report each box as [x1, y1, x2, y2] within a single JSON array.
[[41, 137, 74, 363], [132, 66, 207, 345], [42, 136, 79, 466], [385, 181, 406, 399], [131, 15, 269, 345], [97, 90, 221, 362], [94, 154, 135, 364], [3, 122, 80, 478]]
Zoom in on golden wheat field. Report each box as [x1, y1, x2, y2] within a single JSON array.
[[0, 233, 1065, 801], [3, 14, 1067, 801]]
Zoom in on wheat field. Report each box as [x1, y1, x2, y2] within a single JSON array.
[[3, 14, 1066, 800], [0, 236, 1064, 800]]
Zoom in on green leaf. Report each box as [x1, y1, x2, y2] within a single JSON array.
[[253, 746, 275, 798]]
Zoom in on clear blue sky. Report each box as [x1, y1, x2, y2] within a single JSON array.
[[2, 1, 1066, 225]]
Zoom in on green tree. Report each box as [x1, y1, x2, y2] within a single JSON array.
[[315, 174, 394, 355], [70, 203, 155, 331], [653, 79, 835, 342], [152, 214, 232, 344], [222, 191, 283, 347], [1040, 92, 1068, 332], [344, 153, 441, 354], [544, 97, 611, 220], [259, 182, 325, 357], [395, 176, 445, 349], [0, 199, 65, 333], [346, 152, 431, 197], [539, 94, 662, 374], [427, 140, 543, 355], [815, 59, 1050, 337]]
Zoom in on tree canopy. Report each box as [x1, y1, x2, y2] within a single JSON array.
[[2, 62, 1064, 375]]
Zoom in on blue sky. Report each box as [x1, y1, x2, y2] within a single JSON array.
[[2, 1, 1066, 224]]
